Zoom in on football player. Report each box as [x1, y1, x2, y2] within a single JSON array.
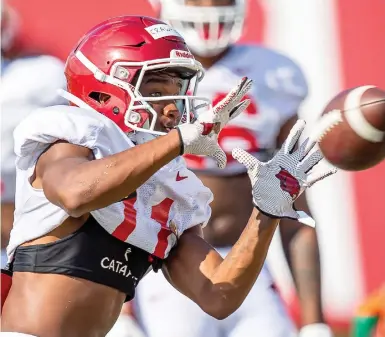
[[1, 15, 334, 337]]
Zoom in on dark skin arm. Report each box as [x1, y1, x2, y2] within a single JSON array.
[[277, 115, 325, 326], [37, 129, 181, 217], [163, 208, 280, 320]]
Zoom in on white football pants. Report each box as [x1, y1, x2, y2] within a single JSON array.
[[135, 247, 296, 337]]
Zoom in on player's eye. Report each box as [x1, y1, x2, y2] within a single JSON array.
[[150, 92, 162, 98]]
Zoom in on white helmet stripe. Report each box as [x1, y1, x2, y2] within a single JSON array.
[[75, 50, 116, 84]]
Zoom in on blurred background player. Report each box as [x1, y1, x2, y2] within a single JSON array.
[[135, 1, 333, 337], [1, 0, 66, 267]]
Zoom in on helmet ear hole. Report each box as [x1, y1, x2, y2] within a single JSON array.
[[89, 91, 111, 104]]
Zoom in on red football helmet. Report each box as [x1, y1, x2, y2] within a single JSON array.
[[64, 15, 209, 136]]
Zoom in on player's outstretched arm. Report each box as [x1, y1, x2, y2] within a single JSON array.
[[164, 120, 337, 320], [163, 210, 279, 320], [38, 130, 181, 217]]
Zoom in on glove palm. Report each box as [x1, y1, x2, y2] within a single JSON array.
[[232, 120, 337, 227]]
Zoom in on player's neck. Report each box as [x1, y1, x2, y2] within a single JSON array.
[[193, 48, 230, 69]]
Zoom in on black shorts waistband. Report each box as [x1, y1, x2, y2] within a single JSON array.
[[12, 216, 162, 301]]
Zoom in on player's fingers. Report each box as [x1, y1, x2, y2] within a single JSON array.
[[299, 137, 317, 158], [232, 147, 258, 171], [236, 77, 253, 100], [282, 119, 306, 154], [306, 167, 338, 187], [300, 149, 324, 173], [229, 100, 250, 120], [212, 146, 227, 169], [213, 79, 244, 113], [214, 77, 253, 114], [297, 137, 309, 158]]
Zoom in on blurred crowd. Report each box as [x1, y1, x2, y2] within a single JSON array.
[[1, 0, 384, 337]]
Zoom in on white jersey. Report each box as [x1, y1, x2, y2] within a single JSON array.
[[1, 55, 66, 202], [8, 105, 212, 261], [185, 45, 308, 175]]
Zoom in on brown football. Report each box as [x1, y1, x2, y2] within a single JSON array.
[[315, 85, 385, 171]]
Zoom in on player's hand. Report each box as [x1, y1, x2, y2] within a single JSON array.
[[232, 120, 337, 227], [176, 77, 252, 169], [199, 76, 253, 129], [299, 323, 334, 337]]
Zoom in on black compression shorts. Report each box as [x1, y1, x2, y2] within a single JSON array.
[[10, 216, 163, 301]]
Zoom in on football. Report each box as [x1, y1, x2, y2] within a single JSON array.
[[315, 85, 385, 171]]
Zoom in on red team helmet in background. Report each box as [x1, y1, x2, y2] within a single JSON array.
[[155, 0, 246, 57]]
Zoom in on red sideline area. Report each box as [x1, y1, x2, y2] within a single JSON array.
[[1, 269, 13, 312], [10, 0, 155, 59], [10, 0, 264, 60], [336, 0, 385, 295]]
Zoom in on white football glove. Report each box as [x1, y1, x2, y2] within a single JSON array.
[[232, 120, 337, 227], [299, 323, 334, 337], [176, 77, 253, 169]]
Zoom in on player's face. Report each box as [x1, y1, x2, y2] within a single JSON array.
[[185, 0, 235, 7], [139, 72, 185, 133]]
